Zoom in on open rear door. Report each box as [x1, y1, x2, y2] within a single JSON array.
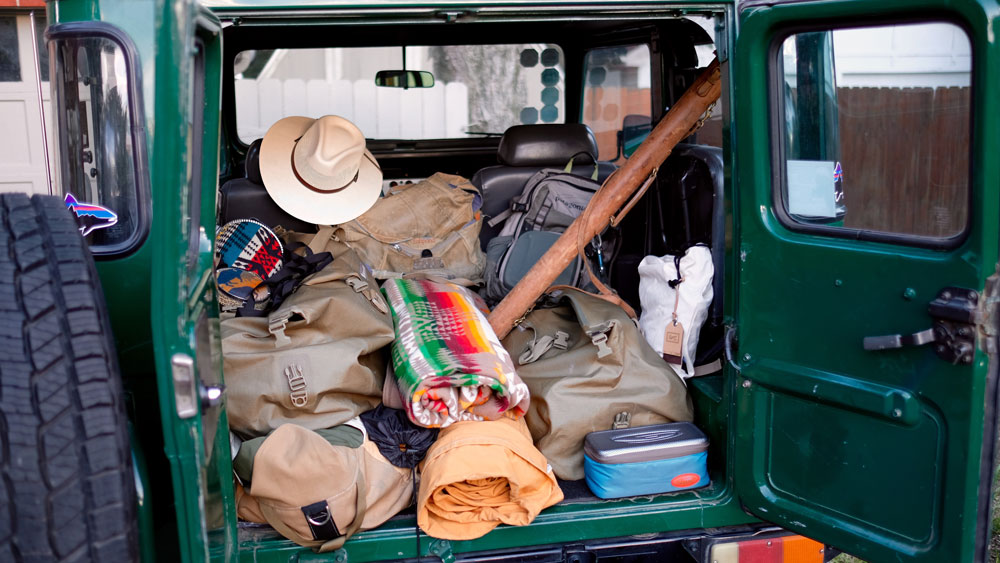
[[732, 1, 1000, 561]]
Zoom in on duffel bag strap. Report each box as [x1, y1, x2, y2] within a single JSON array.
[[307, 225, 337, 254], [316, 456, 368, 553], [268, 311, 293, 348], [518, 330, 570, 365]]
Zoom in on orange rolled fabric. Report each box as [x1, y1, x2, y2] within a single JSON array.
[[417, 417, 564, 540]]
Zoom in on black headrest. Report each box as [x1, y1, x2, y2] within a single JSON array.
[[245, 138, 263, 184], [497, 124, 598, 167]]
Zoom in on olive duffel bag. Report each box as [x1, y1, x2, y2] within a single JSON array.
[[221, 240, 395, 438]]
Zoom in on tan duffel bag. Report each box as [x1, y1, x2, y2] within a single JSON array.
[[234, 422, 413, 552], [501, 286, 694, 480], [334, 173, 486, 281], [221, 240, 395, 438]]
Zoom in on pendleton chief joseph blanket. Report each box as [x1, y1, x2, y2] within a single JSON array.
[[382, 278, 529, 428]]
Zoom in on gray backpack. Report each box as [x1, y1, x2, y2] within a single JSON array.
[[484, 158, 612, 303]]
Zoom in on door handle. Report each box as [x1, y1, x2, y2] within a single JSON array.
[[863, 327, 939, 351], [863, 287, 978, 365]]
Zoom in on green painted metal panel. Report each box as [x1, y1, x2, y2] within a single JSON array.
[[732, 1, 1000, 562], [218, 492, 756, 562], [51, 0, 234, 560], [202, 0, 735, 12]]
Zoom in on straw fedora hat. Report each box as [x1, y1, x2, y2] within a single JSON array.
[[260, 115, 382, 225]]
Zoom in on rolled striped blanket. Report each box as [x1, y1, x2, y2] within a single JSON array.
[[382, 278, 529, 428]]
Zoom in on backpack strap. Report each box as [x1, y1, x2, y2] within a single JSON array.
[[564, 151, 600, 181], [486, 208, 513, 228]]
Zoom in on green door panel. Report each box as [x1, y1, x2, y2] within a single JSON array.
[[52, 0, 236, 559], [733, 1, 1000, 562], [148, 4, 236, 561]]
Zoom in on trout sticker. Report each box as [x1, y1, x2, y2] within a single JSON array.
[[64, 194, 118, 236]]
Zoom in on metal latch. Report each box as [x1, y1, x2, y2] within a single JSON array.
[[171, 354, 199, 419], [863, 287, 977, 364], [172, 353, 225, 418]]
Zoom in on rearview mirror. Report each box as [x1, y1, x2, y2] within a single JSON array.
[[375, 70, 435, 89], [619, 114, 652, 158]]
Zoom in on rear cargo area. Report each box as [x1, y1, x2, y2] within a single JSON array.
[[208, 8, 757, 561]]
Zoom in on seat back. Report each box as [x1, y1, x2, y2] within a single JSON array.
[[218, 139, 318, 233], [472, 124, 615, 247]]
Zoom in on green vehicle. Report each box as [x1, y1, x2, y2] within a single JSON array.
[[1, 0, 997, 561]]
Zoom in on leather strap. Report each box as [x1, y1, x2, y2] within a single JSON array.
[[573, 179, 638, 320]]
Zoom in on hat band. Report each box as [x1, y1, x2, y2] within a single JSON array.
[[291, 150, 360, 195]]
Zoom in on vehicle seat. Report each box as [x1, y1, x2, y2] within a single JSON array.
[[609, 143, 726, 369], [472, 124, 616, 247], [218, 139, 318, 233]]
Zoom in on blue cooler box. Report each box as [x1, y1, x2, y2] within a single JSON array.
[[583, 422, 709, 499]]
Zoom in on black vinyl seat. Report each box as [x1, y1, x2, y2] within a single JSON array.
[[218, 139, 318, 233], [471, 124, 616, 247]]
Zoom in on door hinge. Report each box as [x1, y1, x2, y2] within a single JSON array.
[[976, 266, 1000, 357]]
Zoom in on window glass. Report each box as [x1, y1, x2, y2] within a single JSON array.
[[581, 44, 651, 161], [0, 16, 20, 82], [234, 44, 564, 142], [51, 34, 140, 250], [186, 42, 205, 275], [779, 22, 970, 239], [34, 16, 48, 82]]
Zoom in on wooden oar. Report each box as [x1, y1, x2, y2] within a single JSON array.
[[489, 58, 722, 339]]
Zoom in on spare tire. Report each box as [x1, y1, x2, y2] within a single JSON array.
[[0, 194, 137, 561]]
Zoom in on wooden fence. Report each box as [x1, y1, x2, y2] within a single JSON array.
[[838, 86, 970, 238]]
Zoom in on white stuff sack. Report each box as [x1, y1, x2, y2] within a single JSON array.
[[638, 246, 714, 379]]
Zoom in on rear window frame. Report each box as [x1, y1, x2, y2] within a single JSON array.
[[767, 17, 975, 252], [229, 43, 568, 145], [46, 21, 151, 259]]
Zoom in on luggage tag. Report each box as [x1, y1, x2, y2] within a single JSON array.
[[662, 321, 684, 365], [663, 261, 685, 365]]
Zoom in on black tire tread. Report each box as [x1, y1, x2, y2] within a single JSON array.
[[0, 194, 137, 562]]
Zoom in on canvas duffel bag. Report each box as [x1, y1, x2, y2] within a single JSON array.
[[221, 241, 395, 438], [501, 286, 694, 480], [233, 421, 413, 552], [334, 173, 486, 282]]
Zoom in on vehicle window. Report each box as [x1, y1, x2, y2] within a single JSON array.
[[34, 16, 48, 83], [778, 22, 971, 241], [234, 44, 564, 142], [186, 41, 205, 276], [50, 31, 145, 252], [581, 44, 651, 161], [0, 16, 20, 81]]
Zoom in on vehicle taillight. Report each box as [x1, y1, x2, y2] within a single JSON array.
[[708, 534, 824, 563]]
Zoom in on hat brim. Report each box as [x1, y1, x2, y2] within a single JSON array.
[[259, 116, 383, 226]]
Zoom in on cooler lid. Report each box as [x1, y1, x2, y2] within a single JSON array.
[[583, 422, 708, 464]]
